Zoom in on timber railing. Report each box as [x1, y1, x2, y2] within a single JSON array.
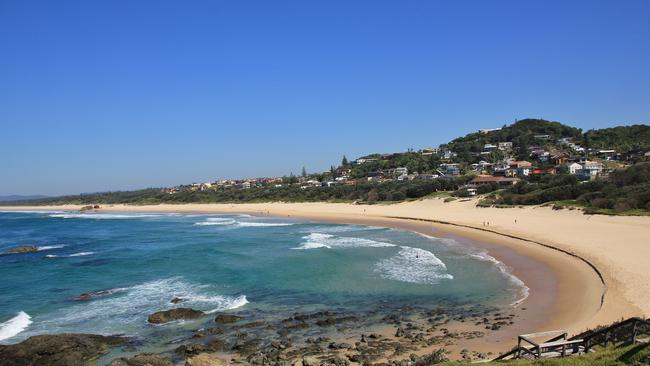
[[493, 317, 650, 361]]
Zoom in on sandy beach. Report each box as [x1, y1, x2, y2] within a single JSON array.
[[2, 198, 648, 352]]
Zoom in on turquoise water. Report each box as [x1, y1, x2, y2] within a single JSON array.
[[0, 211, 527, 345]]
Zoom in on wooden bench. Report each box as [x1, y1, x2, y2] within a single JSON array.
[[517, 330, 585, 358]]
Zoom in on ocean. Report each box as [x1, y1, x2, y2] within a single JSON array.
[[0, 210, 527, 352]]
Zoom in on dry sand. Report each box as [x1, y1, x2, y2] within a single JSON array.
[[3, 198, 648, 345]]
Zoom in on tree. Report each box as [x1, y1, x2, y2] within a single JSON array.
[[301, 166, 307, 177], [342, 155, 349, 166]]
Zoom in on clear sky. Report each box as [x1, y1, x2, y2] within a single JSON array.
[[1, 1, 649, 196]]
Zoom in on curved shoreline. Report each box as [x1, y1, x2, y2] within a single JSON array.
[[1, 200, 645, 349], [383, 215, 607, 307]]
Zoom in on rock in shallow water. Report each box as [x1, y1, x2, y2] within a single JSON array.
[[148, 308, 204, 324], [108, 353, 173, 366], [0, 333, 126, 366], [214, 314, 242, 324], [185, 353, 227, 366], [4, 245, 39, 254]]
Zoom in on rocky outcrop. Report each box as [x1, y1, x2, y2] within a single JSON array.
[[4, 245, 39, 254], [185, 353, 227, 366], [147, 308, 204, 324], [214, 314, 242, 324], [108, 353, 173, 366], [0, 333, 126, 366]]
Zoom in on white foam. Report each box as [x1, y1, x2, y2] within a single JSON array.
[[293, 233, 396, 250], [375, 246, 453, 284], [204, 295, 249, 313], [46, 252, 95, 258], [0, 312, 32, 341], [26, 278, 247, 336], [467, 251, 530, 307], [48, 213, 161, 219], [237, 222, 293, 227], [37, 245, 66, 251], [418, 234, 530, 306], [194, 218, 237, 226], [194, 217, 294, 227], [303, 225, 385, 234]]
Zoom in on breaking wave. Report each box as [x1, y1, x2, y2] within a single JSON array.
[[375, 246, 453, 284], [20, 278, 247, 337], [417, 234, 529, 306], [0, 312, 32, 342], [293, 233, 396, 250], [194, 217, 294, 227], [46, 252, 95, 258], [37, 245, 66, 251]]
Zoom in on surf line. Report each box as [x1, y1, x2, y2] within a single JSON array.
[[382, 215, 607, 309]]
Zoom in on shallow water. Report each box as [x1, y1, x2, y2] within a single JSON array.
[[0, 211, 527, 344]]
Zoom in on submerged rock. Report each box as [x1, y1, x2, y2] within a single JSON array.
[[148, 308, 204, 324], [4, 245, 39, 254], [108, 353, 173, 366], [0, 333, 126, 366], [214, 314, 242, 324]]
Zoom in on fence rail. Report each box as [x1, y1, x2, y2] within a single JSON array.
[[493, 317, 650, 361]]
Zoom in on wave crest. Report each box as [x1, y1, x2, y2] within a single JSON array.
[[293, 233, 396, 250], [0, 312, 32, 342], [375, 246, 453, 284]]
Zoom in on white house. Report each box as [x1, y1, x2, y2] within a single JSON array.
[[567, 162, 583, 174]]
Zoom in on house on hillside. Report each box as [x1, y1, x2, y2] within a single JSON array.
[[367, 172, 384, 181], [441, 150, 457, 160], [498, 142, 513, 150], [386, 167, 408, 180], [567, 162, 583, 174], [421, 148, 440, 156], [576, 161, 604, 180], [479, 128, 502, 134], [534, 134, 551, 140], [439, 163, 460, 176], [483, 143, 498, 150]]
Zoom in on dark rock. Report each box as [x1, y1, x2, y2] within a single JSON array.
[[395, 328, 405, 337], [214, 314, 242, 324], [0, 333, 126, 366], [175, 343, 208, 357], [148, 308, 204, 324], [328, 342, 352, 350], [170, 297, 186, 304], [4, 245, 39, 254], [324, 356, 349, 366], [77, 293, 92, 300], [315, 316, 356, 327], [108, 353, 173, 366]]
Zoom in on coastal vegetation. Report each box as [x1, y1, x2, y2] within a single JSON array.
[[3, 119, 649, 214], [481, 162, 650, 214]]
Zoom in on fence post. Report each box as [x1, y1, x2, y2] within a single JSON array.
[[632, 319, 638, 344]]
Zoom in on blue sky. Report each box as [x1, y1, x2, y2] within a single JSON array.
[[1, 1, 649, 196]]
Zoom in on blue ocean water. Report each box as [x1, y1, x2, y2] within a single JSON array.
[[0, 211, 527, 345]]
